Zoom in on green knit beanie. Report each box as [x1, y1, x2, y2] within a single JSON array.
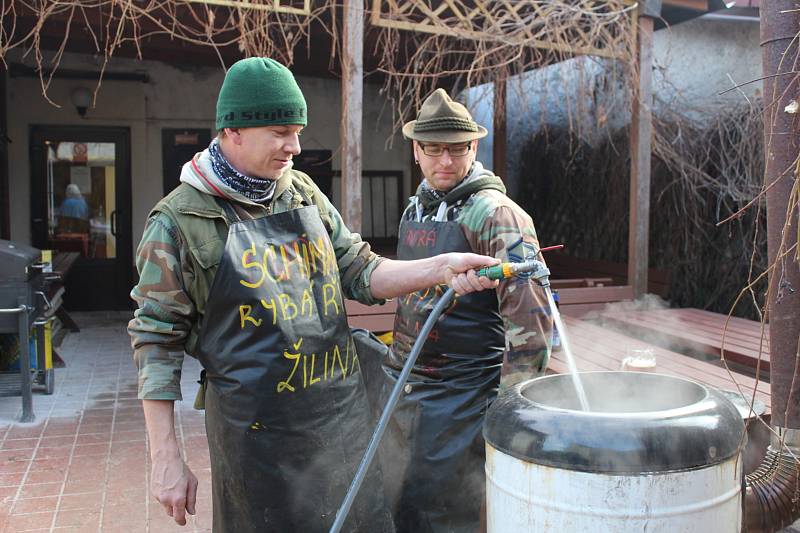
[[215, 57, 307, 130]]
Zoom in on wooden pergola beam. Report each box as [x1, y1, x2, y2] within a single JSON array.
[[492, 78, 507, 184], [341, 0, 364, 232], [370, 0, 636, 60], [184, 0, 310, 15], [628, 10, 655, 298]]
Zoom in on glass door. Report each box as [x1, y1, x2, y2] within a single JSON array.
[[31, 127, 132, 310]]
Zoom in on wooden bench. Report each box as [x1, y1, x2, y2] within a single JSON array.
[[600, 308, 770, 374], [345, 299, 397, 332], [556, 285, 635, 318], [551, 316, 771, 411], [550, 277, 614, 289], [547, 253, 671, 298]]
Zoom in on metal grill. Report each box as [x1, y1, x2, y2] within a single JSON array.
[[0, 239, 48, 422]]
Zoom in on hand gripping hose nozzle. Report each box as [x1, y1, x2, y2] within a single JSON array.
[[476, 259, 551, 287]]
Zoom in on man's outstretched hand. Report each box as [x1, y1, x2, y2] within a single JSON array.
[[440, 252, 500, 295]]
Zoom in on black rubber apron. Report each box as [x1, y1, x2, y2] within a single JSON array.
[[383, 215, 505, 533], [194, 201, 392, 533]]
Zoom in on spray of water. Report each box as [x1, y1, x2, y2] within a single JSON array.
[[545, 287, 591, 411]]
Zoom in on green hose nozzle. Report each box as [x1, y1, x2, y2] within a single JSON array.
[[476, 259, 551, 286]]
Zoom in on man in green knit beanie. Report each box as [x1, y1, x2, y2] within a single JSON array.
[[129, 57, 501, 532]]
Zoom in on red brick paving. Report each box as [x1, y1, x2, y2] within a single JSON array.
[[0, 312, 211, 532]]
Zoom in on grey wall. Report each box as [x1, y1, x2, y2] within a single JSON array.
[[6, 51, 411, 251]]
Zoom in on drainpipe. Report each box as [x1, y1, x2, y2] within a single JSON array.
[[743, 1, 800, 531]]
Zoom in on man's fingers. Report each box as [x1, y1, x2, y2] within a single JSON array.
[[478, 276, 499, 289], [464, 270, 485, 292], [186, 476, 198, 515], [450, 275, 468, 295], [163, 502, 174, 517], [172, 496, 188, 525]]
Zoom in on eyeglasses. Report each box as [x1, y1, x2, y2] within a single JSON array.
[[419, 143, 471, 157]]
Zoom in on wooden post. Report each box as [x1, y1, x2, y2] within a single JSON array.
[[340, 0, 364, 232], [0, 64, 8, 240], [493, 78, 507, 183], [628, 14, 654, 298]]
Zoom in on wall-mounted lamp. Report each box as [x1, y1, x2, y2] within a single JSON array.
[[70, 87, 92, 117]]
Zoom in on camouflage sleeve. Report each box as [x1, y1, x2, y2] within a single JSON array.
[[463, 198, 554, 390], [127, 212, 196, 401], [316, 193, 386, 305]]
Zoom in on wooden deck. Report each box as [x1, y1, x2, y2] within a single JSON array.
[[554, 316, 771, 411], [600, 307, 770, 373], [344, 298, 772, 414]]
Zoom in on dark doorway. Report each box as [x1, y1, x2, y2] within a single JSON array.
[[161, 129, 212, 195], [30, 126, 133, 310]]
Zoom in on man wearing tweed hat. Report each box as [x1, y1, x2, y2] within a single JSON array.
[[382, 88, 554, 532], [128, 60, 501, 532]]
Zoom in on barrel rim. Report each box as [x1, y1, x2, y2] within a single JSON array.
[[483, 371, 746, 474]]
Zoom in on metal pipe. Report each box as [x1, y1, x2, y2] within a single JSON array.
[[742, 2, 800, 530], [701, 13, 759, 22], [745, 429, 800, 532], [17, 297, 34, 423]]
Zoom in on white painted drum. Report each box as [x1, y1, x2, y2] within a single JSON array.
[[483, 372, 745, 533], [486, 444, 742, 532]]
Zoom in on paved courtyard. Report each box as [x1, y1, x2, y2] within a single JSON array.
[[0, 312, 211, 532], [2, 312, 800, 533]]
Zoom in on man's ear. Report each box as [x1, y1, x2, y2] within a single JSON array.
[[412, 140, 421, 162], [225, 128, 243, 145], [471, 139, 479, 152]]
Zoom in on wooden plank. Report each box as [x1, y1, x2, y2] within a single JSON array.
[[602, 308, 770, 372], [558, 303, 613, 318], [184, 0, 310, 14], [557, 285, 634, 305], [550, 277, 614, 289], [341, 0, 364, 232], [628, 310, 769, 351], [628, 13, 654, 298], [345, 299, 396, 332], [345, 299, 397, 315]]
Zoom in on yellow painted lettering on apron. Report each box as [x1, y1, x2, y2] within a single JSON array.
[[277, 339, 303, 393], [309, 352, 321, 386], [278, 293, 298, 321], [308, 237, 325, 276], [349, 338, 360, 374], [240, 243, 266, 289], [322, 281, 339, 316], [265, 244, 284, 282], [239, 305, 263, 329], [260, 297, 278, 325], [300, 284, 314, 317], [301, 240, 312, 276], [332, 343, 347, 380], [280, 241, 307, 281]]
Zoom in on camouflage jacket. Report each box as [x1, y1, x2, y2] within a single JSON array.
[[403, 162, 553, 389], [128, 166, 383, 401]]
